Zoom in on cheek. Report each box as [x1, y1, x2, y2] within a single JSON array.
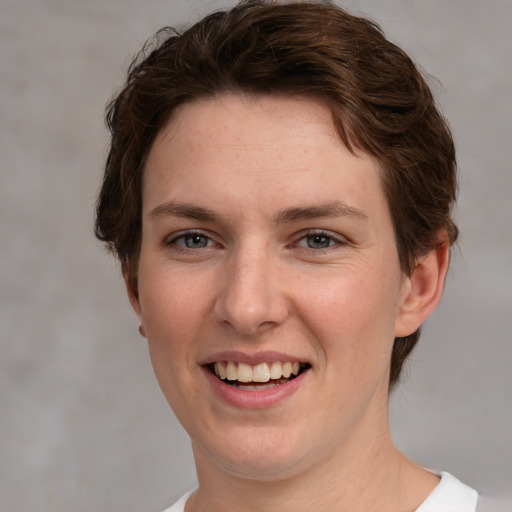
[[139, 274, 208, 416], [297, 270, 400, 363], [139, 261, 210, 328], [137, 267, 212, 374]]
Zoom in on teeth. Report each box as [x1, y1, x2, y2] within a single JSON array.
[[226, 361, 237, 381], [237, 363, 253, 383], [213, 360, 303, 383], [282, 361, 292, 378], [218, 362, 227, 380], [269, 361, 283, 380], [253, 363, 271, 382]]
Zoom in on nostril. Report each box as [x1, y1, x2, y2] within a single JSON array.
[[212, 267, 289, 334]]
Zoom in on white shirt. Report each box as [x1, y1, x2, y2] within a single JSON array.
[[162, 471, 478, 512], [415, 472, 478, 512]]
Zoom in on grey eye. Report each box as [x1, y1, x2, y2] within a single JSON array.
[[306, 235, 333, 249], [183, 234, 210, 248]]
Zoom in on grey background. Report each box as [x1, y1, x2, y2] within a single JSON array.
[[1, 1, 510, 511]]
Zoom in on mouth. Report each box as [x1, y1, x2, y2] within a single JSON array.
[[207, 361, 311, 391]]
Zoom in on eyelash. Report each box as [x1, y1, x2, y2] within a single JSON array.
[[165, 230, 218, 251], [165, 229, 347, 254], [291, 229, 348, 252]]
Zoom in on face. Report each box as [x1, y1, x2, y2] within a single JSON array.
[[131, 94, 415, 481]]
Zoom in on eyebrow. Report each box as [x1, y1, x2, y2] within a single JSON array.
[[149, 201, 218, 221], [274, 201, 368, 223], [149, 200, 367, 223]]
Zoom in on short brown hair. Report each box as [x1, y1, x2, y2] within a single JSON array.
[[95, 0, 458, 388]]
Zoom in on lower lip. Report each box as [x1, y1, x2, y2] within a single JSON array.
[[203, 367, 309, 409]]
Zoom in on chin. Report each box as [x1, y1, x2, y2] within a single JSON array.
[[192, 425, 312, 482], [212, 452, 307, 483]]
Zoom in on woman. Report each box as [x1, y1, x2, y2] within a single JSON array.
[[95, 1, 478, 510]]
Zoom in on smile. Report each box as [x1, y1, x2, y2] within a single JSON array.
[[209, 361, 310, 391]]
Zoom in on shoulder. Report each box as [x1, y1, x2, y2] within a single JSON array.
[[161, 490, 195, 512], [415, 472, 479, 512]]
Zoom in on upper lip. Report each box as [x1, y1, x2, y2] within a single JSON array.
[[200, 350, 309, 366]]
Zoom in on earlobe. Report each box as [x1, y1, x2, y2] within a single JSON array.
[[394, 241, 451, 338]]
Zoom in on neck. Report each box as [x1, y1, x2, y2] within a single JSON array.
[[186, 411, 438, 512]]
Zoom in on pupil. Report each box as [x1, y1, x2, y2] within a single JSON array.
[[185, 235, 207, 248], [308, 235, 330, 249]]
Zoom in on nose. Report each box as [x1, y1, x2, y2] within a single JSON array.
[[213, 246, 289, 336]]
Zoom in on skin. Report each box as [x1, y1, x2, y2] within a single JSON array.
[[127, 94, 450, 512]]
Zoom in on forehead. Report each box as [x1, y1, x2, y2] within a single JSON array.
[[153, 94, 344, 164], [143, 94, 387, 222]]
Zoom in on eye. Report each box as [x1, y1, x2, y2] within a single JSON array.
[[304, 234, 335, 249], [294, 230, 346, 250], [167, 231, 215, 249]]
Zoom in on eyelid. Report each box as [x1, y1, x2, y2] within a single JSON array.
[[165, 229, 218, 248], [163, 228, 349, 250], [291, 229, 349, 249]]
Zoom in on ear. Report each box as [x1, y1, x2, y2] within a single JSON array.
[[122, 261, 147, 338], [394, 241, 451, 338]]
